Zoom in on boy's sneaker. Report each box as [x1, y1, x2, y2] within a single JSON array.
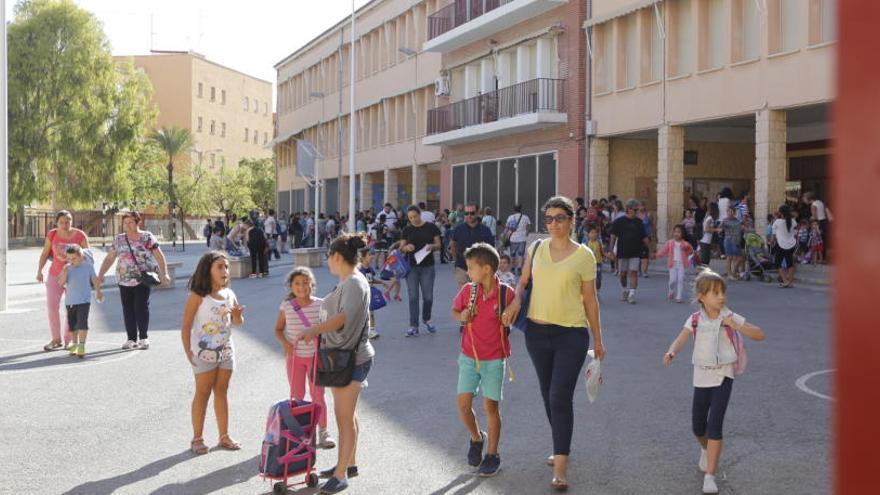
[[424, 322, 437, 334], [699, 448, 708, 472], [319, 465, 358, 479], [405, 328, 419, 338], [75, 344, 85, 358], [69, 344, 79, 356], [702, 474, 719, 494], [467, 431, 487, 467], [137, 338, 150, 350], [478, 454, 501, 477], [318, 429, 336, 449], [122, 340, 138, 350], [621, 289, 629, 302], [319, 476, 349, 494], [368, 328, 379, 340], [627, 290, 637, 304]]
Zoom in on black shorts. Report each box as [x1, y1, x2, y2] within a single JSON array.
[[66, 303, 91, 331], [775, 246, 796, 269]]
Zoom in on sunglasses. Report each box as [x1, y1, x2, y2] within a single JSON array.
[[464, 211, 477, 216], [544, 214, 571, 225]]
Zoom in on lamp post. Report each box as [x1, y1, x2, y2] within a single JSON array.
[[348, 0, 357, 232], [399, 47, 419, 205]]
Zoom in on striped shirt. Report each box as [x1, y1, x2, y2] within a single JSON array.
[[280, 297, 323, 358]]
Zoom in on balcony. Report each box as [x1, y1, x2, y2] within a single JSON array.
[[424, 78, 566, 146], [424, 0, 567, 53]]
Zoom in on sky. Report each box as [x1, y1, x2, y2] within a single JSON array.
[[5, 0, 374, 103]]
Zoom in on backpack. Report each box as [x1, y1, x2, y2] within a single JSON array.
[[690, 312, 748, 375], [461, 282, 515, 381], [259, 398, 320, 478]]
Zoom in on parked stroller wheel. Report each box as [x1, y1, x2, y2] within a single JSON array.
[[307, 473, 320, 487], [273, 481, 287, 495]]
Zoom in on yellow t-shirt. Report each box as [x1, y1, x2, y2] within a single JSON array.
[[527, 240, 596, 328]]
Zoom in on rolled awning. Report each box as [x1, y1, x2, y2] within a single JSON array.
[[584, 0, 663, 28]]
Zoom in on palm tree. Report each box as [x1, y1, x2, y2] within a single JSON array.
[[149, 126, 194, 242]]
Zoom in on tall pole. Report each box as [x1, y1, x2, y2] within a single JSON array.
[[1, 0, 9, 311], [337, 30, 343, 218], [347, 0, 356, 232]]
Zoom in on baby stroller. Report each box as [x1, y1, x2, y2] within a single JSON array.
[[259, 349, 323, 494], [743, 233, 779, 283]]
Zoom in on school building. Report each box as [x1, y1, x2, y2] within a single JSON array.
[[274, 0, 445, 215], [585, 0, 835, 241]]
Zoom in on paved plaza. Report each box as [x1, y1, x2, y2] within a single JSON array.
[[1, 246, 831, 494]]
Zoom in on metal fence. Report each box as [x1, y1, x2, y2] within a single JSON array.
[[428, 0, 509, 40], [427, 78, 565, 135]]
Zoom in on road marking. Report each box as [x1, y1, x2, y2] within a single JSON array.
[[795, 369, 835, 401], [0, 339, 142, 376]]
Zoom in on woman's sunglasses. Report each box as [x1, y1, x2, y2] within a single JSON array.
[[544, 214, 571, 225]]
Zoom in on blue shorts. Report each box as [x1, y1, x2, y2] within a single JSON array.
[[723, 239, 742, 257], [352, 358, 373, 387], [457, 354, 505, 402], [509, 242, 526, 258]]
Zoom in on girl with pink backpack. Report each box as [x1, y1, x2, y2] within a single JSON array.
[[662, 268, 765, 494]]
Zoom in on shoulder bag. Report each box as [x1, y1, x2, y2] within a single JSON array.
[[502, 214, 524, 248], [124, 235, 161, 287], [512, 239, 543, 332], [315, 290, 370, 388]]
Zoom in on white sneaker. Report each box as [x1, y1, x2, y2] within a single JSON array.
[[318, 429, 336, 449], [702, 474, 719, 494], [699, 448, 708, 472], [122, 340, 138, 350], [627, 290, 636, 304], [137, 338, 150, 350], [368, 328, 379, 340]]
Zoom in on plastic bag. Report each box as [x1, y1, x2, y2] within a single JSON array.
[[584, 350, 602, 403]]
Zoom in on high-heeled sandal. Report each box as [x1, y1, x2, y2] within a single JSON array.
[[551, 477, 569, 491]]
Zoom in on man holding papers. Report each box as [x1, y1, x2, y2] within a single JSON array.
[[400, 205, 443, 337]]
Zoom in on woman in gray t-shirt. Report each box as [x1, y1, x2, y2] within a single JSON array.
[[295, 233, 374, 494]]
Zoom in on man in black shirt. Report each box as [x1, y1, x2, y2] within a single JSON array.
[[400, 205, 442, 337], [610, 199, 651, 304]]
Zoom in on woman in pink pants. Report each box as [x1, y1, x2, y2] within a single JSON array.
[[36, 210, 89, 351]]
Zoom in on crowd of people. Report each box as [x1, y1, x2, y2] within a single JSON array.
[[31, 188, 830, 494]]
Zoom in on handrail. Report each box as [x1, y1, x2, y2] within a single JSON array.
[[427, 78, 565, 135], [428, 0, 509, 40]]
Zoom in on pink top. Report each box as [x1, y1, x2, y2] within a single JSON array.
[[655, 239, 695, 269], [47, 229, 87, 277]]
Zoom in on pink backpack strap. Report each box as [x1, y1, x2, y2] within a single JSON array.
[[690, 312, 700, 335], [288, 299, 312, 328]]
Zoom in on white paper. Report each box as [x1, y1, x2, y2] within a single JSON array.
[[414, 245, 431, 264]]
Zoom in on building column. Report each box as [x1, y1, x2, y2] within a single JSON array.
[[340, 176, 351, 217], [413, 164, 428, 206], [383, 168, 399, 207], [589, 137, 610, 201], [536, 38, 553, 78], [516, 45, 532, 83], [657, 125, 685, 246], [360, 173, 373, 212], [755, 108, 787, 234]]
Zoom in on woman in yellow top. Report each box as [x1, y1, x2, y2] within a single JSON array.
[[502, 196, 606, 492]]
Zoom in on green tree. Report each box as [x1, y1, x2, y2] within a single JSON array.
[[175, 165, 214, 233], [239, 157, 276, 212], [7, 0, 155, 209], [207, 165, 256, 217], [148, 126, 194, 234], [126, 141, 168, 211]]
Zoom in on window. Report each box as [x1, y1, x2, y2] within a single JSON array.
[[197, 82, 203, 97], [221, 89, 226, 105], [244, 97, 249, 111], [701, 0, 726, 69], [221, 122, 226, 137], [263, 132, 268, 145], [672, 0, 694, 75], [210, 153, 216, 168], [593, 23, 613, 93], [810, 0, 837, 45], [197, 116, 203, 132], [647, 6, 663, 82], [210, 120, 216, 135], [244, 127, 249, 142], [254, 99, 259, 114], [221, 156, 226, 166], [617, 15, 638, 89], [197, 151, 203, 164], [253, 132, 258, 144], [732, 0, 760, 62], [770, 0, 802, 53], [264, 102, 268, 115], [210, 86, 216, 102]]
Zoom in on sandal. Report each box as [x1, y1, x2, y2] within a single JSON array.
[[190, 437, 209, 455], [43, 341, 62, 352], [218, 434, 241, 450], [551, 477, 569, 491]]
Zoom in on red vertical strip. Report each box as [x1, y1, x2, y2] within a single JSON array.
[[835, 1, 880, 493]]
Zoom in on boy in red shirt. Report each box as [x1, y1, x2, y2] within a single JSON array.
[[451, 242, 515, 477]]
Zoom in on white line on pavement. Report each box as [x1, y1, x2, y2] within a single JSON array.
[[795, 369, 835, 401]]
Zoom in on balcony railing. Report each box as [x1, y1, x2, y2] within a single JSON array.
[[427, 78, 565, 136], [428, 0, 510, 40]]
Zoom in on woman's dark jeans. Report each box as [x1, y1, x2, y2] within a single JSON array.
[[119, 284, 151, 341], [525, 320, 590, 456]]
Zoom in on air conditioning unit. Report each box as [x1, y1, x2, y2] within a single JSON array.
[[434, 76, 450, 97]]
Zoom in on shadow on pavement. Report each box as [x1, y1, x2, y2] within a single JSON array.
[[428, 473, 485, 495], [61, 450, 194, 495], [149, 454, 261, 495], [0, 348, 135, 372], [0, 350, 46, 364]]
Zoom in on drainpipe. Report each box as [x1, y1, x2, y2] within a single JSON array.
[[584, 0, 593, 199]]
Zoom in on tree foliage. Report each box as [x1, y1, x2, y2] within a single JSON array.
[[238, 157, 276, 212], [148, 126, 194, 209], [7, 0, 156, 209], [206, 166, 256, 216]]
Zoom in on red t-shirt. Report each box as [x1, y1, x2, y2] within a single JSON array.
[[453, 277, 516, 361], [47, 229, 87, 277]]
